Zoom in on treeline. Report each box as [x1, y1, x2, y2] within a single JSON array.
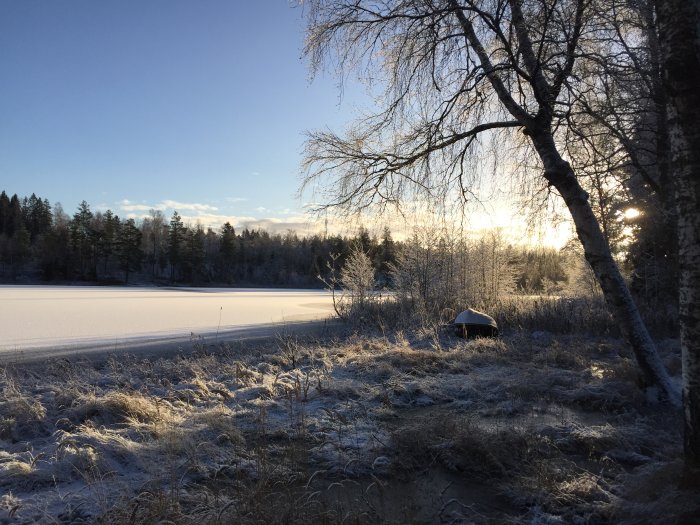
[[0, 191, 402, 287], [0, 190, 571, 291]]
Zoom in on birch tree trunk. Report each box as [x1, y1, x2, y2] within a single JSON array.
[[529, 130, 680, 406], [658, 0, 700, 476]]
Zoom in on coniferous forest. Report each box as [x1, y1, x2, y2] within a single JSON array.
[[0, 190, 386, 286], [0, 189, 581, 293]]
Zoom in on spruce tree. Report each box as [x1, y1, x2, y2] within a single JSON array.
[[168, 211, 185, 281], [117, 218, 143, 283]]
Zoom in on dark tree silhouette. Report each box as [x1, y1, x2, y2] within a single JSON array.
[[117, 218, 143, 283], [168, 211, 186, 282]]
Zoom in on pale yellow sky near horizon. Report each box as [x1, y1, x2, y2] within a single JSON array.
[[125, 199, 575, 250]]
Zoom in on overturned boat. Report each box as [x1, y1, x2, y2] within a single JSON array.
[[453, 308, 498, 338]]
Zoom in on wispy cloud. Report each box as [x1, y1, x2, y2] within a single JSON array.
[[160, 200, 218, 212], [178, 213, 258, 228], [118, 199, 218, 214], [226, 197, 248, 203], [120, 208, 328, 236], [119, 199, 153, 212], [122, 211, 255, 227]]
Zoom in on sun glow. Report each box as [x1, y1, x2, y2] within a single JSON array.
[[623, 208, 640, 220]]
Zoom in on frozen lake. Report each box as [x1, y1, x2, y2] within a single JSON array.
[[0, 286, 335, 358]]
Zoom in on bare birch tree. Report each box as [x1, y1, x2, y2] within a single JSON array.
[[341, 244, 376, 310], [301, 0, 679, 403], [390, 227, 517, 310], [657, 0, 700, 477]]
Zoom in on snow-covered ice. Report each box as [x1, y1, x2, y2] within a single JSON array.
[[0, 286, 335, 352]]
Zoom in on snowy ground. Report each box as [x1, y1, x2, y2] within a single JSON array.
[[0, 286, 335, 359], [1, 327, 697, 524]]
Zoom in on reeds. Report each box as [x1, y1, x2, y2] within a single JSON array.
[[0, 318, 693, 523]]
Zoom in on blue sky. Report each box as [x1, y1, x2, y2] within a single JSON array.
[[0, 1, 373, 232]]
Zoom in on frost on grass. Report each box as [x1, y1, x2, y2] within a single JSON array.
[[0, 330, 696, 524]]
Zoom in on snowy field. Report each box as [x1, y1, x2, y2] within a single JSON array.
[[0, 286, 335, 356], [0, 329, 696, 524]]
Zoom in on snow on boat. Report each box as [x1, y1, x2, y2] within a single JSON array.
[[452, 308, 498, 338]]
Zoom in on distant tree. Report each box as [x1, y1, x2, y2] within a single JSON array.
[[4, 194, 23, 238], [307, 234, 325, 282], [0, 191, 10, 235], [218, 222, 236, 283], [516, 247, 568, 293], [117, 218, 143, 283], [38, 203, 72, 280], [168, 211, 186, 281], [326, 234, 350, 270], [376, 226, 396, 283], [142, 209, 167, 279], [22, 193, 53, 241], [96, 210, 120, 278], [204, 227, 219, 280], [0, 192, 10, 273], [8, 223, 31, 279], [355, 226, 377, 261], [183, 225, 206, 282], [70, 201, 96, 279]]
